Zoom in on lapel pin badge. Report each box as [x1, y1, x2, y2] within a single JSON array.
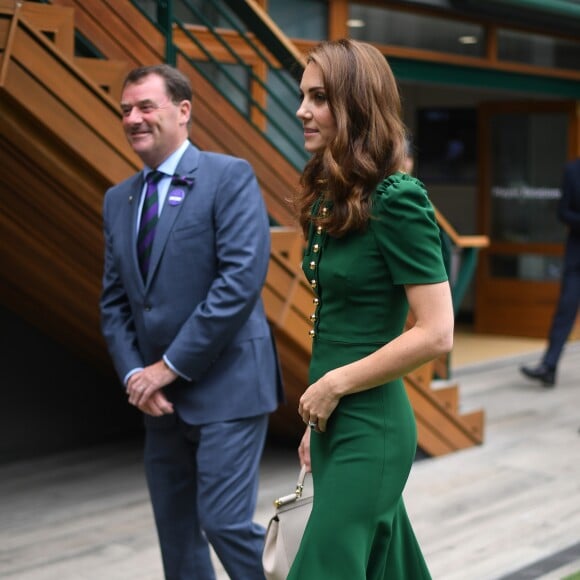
[[168, 189, 185, 206]]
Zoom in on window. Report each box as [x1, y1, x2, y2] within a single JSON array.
[[269, 0, 328, 40], [348, 4, 485, 57], [489, 112, 568, 245], [416, 108, 478, 184], [498, 29, 580, 72]]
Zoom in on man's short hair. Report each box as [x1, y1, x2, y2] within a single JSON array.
[[123, 64, 192, 104]]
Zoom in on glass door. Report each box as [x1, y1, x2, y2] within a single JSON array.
[[475, 101, 578, 337]]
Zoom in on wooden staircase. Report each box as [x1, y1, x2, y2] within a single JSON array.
[[0, 0, 484, 455]]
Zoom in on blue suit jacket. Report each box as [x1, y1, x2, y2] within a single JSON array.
[[100, 143, 283, 424]]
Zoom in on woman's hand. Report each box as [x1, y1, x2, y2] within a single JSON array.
[[298, 371, 341, 433]]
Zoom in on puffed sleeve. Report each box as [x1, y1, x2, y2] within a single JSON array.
[[371, 173, 448, 285]]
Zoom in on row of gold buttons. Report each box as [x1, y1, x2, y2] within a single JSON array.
[[308, 206, 327, 338]]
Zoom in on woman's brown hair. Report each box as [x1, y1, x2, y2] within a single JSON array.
[[295, 39, 407, 237]]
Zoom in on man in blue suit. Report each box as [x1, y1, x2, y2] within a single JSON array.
[[100, 64, 283, 579], [520, 157, 580, 387]]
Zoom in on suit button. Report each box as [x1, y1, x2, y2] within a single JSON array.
[[309, 261, 316, 270], [313, 244, 320, 253], [310, 313, 316, 322], [316, 226, 323, 235], [310, 279, 317, 288], [313, 297, 319, 305], [308, 329, 316, 338]]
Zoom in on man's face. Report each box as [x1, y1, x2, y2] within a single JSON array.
[[120, 73, 191, 168]]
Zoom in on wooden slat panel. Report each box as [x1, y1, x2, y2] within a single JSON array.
[[51, 0, 164, 66], [270, 227, 304, 267], [97, 0, 166, 61], [406, 374, 484, 450], [11, 1, 75, 58], [0, 210, 102, 350], [460, 410, 485, 441], [414, 418, 455, 456], [407, 361, 435, 389], [433, 385, 460, 413], [0, 150, 105, 362], [268, 327, 310, 441], [5, 25, 138, 176], [4, 63, 136, 184], [75, 57, 130, 101]]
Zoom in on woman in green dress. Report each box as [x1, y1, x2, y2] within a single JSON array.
[[288, 39, 454, 579]]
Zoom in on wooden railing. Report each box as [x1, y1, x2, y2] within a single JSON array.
[[436, 208, 489, 314]]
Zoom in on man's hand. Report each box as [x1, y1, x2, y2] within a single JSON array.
[[138, 390, 174, 416], [127, 360, 177, 412]]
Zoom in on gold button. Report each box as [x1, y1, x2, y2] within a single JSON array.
[[316, 226, 323, 235], [313, 297, 319, 305], [308, 329, 316, 337], [321, 207, 328, 215], [313, 244, 320, 253], [310, 313, 316, 322], [309, 261, 316, 270], [310, 279, 317, 288]]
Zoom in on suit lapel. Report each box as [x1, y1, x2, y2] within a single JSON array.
[[145, 145, 200, 288], [122, 173, 146, 288]]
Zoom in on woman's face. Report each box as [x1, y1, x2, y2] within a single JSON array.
[[296, 62, 337, 153]]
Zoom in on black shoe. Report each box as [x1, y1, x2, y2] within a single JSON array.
[[520, 363, 556, 387]]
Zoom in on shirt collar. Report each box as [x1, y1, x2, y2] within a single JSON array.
[[144, 140, 190, 180]]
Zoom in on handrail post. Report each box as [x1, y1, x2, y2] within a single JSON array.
[[158, 0, 176, 66]]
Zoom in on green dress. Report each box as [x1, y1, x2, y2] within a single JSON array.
[[288, 173, 447, 580]]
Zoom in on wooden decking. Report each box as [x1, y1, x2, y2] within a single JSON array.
[[1, 337, 579, 580]]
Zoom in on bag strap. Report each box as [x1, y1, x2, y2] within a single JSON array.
[[274, 465, 310, 508]]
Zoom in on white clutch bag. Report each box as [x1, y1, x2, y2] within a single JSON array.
[[263, 465, 313, 580]]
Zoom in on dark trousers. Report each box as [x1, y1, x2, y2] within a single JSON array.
[[544, 235, 580, 369], [143, 413, 269, 580]]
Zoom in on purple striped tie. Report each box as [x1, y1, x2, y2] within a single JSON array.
[[137, 170, 163, 278]]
